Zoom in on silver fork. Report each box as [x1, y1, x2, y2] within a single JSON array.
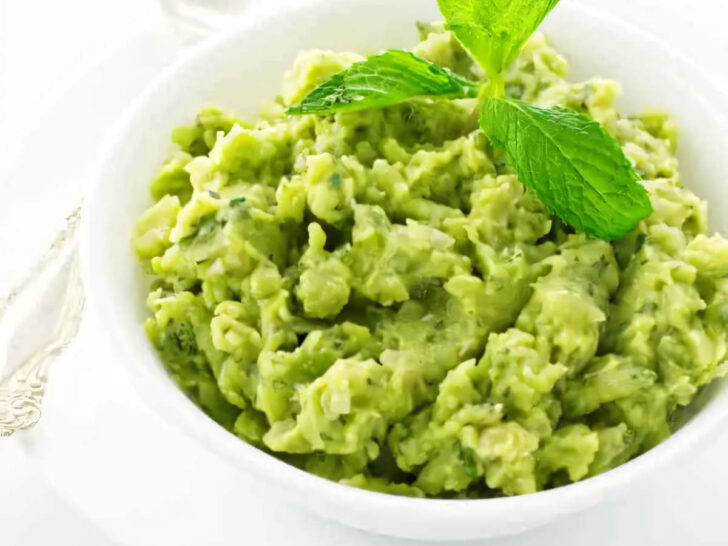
[[0, 207, 85, 436]]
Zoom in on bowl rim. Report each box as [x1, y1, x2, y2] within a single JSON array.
[[81, 0, 728, 521]]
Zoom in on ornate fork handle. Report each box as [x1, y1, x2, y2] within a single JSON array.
[[0, 207, 85, 437]]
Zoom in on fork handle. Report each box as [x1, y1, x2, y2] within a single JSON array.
[[0, 207, 84, 437]]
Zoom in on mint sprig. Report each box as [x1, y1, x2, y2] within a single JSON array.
[[285, 0, 653, 241], [286, 50, 479, 115]]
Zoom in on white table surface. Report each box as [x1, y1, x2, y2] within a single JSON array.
[[2, 1, 728, 544]]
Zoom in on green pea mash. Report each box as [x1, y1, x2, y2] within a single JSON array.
[[132, 26, 728, 498]]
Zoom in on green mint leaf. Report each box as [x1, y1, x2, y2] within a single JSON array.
[[287, 49, 480, 115], [438, 0, 560, 77], [461, 447, 478, 478], [479, 97, 652, 240]]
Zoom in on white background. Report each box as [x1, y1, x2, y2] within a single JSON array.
[[2, 0, 728, 544]]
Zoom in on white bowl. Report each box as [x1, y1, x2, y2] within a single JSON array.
[[82, 0, 728, 540]]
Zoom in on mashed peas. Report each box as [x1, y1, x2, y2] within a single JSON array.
[[132, 27, 728, 498]]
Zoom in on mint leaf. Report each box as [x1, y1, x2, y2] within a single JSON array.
[[287, 50, 479, 115], [438, 0, 560, 77], [479, 97, 652, 240], [461, 447, 478, 478]]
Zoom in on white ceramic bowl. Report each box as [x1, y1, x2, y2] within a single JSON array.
[[83, 0, 728, 540]]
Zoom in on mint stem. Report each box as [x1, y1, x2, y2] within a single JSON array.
[[482, 73, 505, 99]]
